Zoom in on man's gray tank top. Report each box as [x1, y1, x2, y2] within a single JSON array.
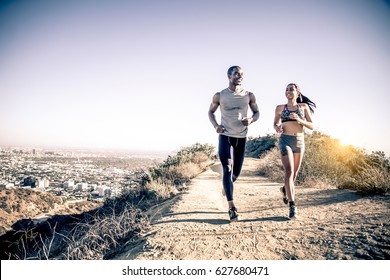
[[219, 88, 250, 138]]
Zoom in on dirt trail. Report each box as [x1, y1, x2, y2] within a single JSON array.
[[114, 158, 389, 260]]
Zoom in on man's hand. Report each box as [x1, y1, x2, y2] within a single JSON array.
[[215, 125, 225, 133], [241, 117, 253, 126]]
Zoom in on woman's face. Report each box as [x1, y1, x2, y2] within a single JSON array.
[[285, 84, 298, 99]]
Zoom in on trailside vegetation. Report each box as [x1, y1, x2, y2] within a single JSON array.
[[249, 132, 390, 195], [0, 143, 215, 260]]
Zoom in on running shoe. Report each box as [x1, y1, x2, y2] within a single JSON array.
[[289, 205, 298, 219], [280, 186, 288, 205], [229, 207, 239, 222]]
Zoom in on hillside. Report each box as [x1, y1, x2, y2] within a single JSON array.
[[0, 186, 100, 235], [114, 158, 389, 260], [1, 157, 388, 261]]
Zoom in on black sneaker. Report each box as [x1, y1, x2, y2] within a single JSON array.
[[229, 207, 239, 222], [289, 205, 298, 219], [280, 186, 288, 205]]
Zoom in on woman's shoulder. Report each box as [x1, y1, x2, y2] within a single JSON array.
[[298, 103, 309, 110], [275, 104, 285, 112]]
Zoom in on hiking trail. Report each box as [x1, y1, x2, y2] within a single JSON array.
[[114, 158, 389, 260]]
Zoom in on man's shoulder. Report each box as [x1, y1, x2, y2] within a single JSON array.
[[219, 88, 229, 94], [213, 91, 221, 98]]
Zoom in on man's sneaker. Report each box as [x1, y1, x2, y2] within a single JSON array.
[[289, 205, 298, 219], [229, 207, 239, 222], [280, 186, 288, 205]]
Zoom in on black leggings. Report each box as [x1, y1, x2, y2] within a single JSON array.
[[218, 135, 246, 201]]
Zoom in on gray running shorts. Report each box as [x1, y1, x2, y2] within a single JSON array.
[[279, 134, 305, 156]]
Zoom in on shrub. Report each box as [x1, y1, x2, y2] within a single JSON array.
[[149, 143, 215, 186], [297, 132, 356, 185], [256, 147, 284, 182], [245, 134, 278, 158], [338, 152, 390, 194], [299, 132, 390, 194], [256, 132, 390, 194]]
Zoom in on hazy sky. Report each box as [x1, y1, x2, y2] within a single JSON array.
[[1, 0, 389, 154]]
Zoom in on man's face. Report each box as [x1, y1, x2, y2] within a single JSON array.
[[229, 68, 244, 86]]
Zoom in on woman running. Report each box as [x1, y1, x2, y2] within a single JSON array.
[[273, 83, 316, 219]]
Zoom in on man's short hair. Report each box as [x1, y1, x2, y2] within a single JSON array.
[[227, 66, 241, 76]]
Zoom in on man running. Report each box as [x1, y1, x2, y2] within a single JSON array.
[[208, 66, 260, 222]]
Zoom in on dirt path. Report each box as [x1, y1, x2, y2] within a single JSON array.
[[114, 158, 389, 260]]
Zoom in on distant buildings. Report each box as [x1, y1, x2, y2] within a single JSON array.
[[23, 177, 36, 187], [77, 182, 88, 192], [37, 178, 50, 189], [0, 146, 158, 201], [63, 180, 75, 190]]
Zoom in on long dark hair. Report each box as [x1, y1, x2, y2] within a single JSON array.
[[289, 83, 316, 113]]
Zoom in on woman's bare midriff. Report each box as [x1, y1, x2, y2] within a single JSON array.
[[282, 121, 304, 136]]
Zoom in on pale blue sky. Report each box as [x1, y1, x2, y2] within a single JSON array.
[[1, 0, 389, 154]]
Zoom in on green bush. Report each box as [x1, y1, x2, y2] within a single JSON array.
[[245, 134, 278, 158], [149, 143, 215, 186]]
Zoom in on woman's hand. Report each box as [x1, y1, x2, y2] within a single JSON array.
[[274, 124, 283, 133], [289, 113, 302, 123], [290, 112, 314, 130]]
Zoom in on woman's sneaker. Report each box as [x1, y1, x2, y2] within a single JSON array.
[[280, 186, 288, 205], [229, 207, 239, 222], [289, 205, 298, 219]]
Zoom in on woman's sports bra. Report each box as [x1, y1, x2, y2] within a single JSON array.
[[280, 104, 305, 123]]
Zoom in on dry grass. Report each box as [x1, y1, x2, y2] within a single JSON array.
[[1, 187, 150, 260], [339, 165, 390, 194], [64, 201, 148, 260], [145, 181, 179, 200], [256, 147, 284, 183], [253, 133, 390, 194], [0, 143, 216, 260]]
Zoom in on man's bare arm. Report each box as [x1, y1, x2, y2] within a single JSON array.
[[208, 92, 224, 132], [242, 92, 260, 126]]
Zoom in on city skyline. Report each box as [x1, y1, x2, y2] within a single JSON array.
[[1, 0, 390, 155]]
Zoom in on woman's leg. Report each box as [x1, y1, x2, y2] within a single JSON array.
[[292, 136, 305, 182], [280, 135, 304, 219], [281, 147, 295, 202], [292, 151, 304, 182]]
